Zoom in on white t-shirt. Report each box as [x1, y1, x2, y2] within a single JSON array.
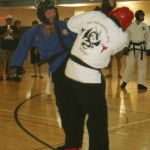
[[65, 11, 127, 83]]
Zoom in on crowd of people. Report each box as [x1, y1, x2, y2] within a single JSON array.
[[0, 15, 22, 80], [0, 17, 44, 81], [0, 0, 150, 149]]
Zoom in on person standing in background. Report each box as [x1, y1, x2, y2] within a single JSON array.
[[12, 20, 22, 49], [105, 50, 123, 79], [5, 20, 22, 75], [121, 10, 150, 91], [0, 15, 21, 80], [29, 20, 43, 78]]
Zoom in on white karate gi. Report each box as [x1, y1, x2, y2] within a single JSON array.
[[123, 21, 150, 85], [65, 11, 127, 83]]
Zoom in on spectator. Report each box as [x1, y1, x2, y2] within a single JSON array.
[[13, 20, 22, 48], [30, 20, 43, 78], [105, 50, 123, 79], [121, 10, 150, 91], [0, 15, 21, 80], [5, 20, 22, 75]]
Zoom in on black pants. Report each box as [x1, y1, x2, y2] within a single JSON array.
[[30, 48, 41, 64], [52, 63, 109, 150]]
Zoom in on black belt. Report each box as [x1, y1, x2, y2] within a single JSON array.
[[128, 41, 146, 60], [70, 55, 101, 73]]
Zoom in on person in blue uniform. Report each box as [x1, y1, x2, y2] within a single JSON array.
[[10, 1, 76, 150]]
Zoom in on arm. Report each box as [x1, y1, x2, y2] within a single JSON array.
[[12, 26, 22, 40], [0, 26, 10, 38], [145, 26, 150, 51], [10, 28, 36, 81], [11, 28, 36, 67], [67, 13, 86, 33], [13, 33, 21, 40]]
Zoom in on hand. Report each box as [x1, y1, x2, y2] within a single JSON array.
[[8, 31, 13, 36], [4, 30, 13, 37], [11, 67, 24, 81], [34, 48, 39, 55], [147, 49, 150, 55], [123, 47, 129, 55], [4, 30, 10, 36]]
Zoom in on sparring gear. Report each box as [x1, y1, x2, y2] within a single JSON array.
[[95, 0, 116, 14], [122, 47, 129, 55], [121, 81, 127, 89], [109, 7, 134, 31], [37, 0, 59, 24], [138, 84, 147, 91], [135, 10, 145, 22]]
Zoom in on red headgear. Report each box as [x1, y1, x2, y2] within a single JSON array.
[[109, 7, 134, 31]]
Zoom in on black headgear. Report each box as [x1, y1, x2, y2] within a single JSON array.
[[37, 0, 59, 24], [135, 10, 145, 21], [94, 0, 116, 15]]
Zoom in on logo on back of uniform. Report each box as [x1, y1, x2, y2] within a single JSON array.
[[81, 27, 101, 49], [80, 22, 108, 54]]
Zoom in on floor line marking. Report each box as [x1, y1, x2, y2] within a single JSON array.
[[109, 118, 150, 129], [0, 108, 57, 122], [1, 109, 150, 130]]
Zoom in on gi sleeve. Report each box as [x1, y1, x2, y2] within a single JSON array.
[[67, 13, 86, 33], [10, 28, 36, 67], [145, 26, 150, 50]]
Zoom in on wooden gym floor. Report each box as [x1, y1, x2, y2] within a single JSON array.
[[0, 55, 150, 150]]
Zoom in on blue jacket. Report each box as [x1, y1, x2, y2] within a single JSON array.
[[11, 21, 76, 73]]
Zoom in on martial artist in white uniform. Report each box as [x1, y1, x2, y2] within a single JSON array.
[[121, 10, 150, 91], [63, 6, 134, 150]]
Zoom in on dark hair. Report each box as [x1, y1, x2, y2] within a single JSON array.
[[135, 10, 145, 21], [94, 0, 116, 14], [64, 18, 70, 22], [32, 20, 39, 25], [14, 20, 21, 26]]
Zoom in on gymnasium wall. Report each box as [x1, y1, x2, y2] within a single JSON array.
[[0, 1, 150, 27]]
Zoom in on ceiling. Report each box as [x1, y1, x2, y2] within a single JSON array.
[[0, 0, 35, 7], [0, 0, 150, 7], [0, 0, 104, 7]]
